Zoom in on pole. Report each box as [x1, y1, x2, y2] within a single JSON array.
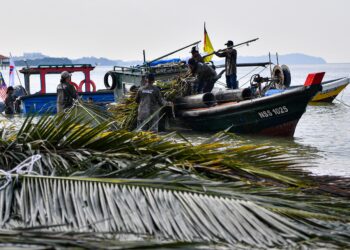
[[203, 38, 259, 59], [269, 52, 272, 75], [9, 53, 23, 86], [143, 50, 146, 64], [143, 40, 201, 67]]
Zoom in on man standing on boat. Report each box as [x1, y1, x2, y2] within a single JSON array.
[[215, 40, 238, 89], [57, 71, 78, 113], [135, 73, 167, 132], [4, 86, 16, 115], [190, 46, 204, 63], [188, 58, 217, 93]]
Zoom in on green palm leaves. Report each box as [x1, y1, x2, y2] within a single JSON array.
[[0, 102, 349, 248]]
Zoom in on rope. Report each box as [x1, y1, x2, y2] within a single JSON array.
[[240, 67, 268, 87], [0, 154, 42, 190], [335, 98, 350, 107]]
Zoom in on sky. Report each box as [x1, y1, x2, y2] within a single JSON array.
[[1, 0, 350, 63]]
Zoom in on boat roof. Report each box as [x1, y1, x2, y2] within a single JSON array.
[[19, 64, 95, 75]]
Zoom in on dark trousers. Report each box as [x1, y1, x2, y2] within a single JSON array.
[[197, 79, 216, 93], [226, 74, 238, 89]]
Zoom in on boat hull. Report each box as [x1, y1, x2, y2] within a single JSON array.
[[177, 85, 321, 137], [20, 91, 115, 114], [311, 77, 349, 103]]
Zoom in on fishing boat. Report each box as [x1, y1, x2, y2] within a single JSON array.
[[104, 59, 188, 89], [18, 64, 115, 114], [311, 77, 349, 103], [172, 72, 324, 137]]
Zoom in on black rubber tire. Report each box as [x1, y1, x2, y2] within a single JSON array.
[[281, 65, 291, 88], [104, 71, 117, 90]]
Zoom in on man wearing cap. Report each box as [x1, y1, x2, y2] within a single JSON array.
[[57, 71, 78, 113], [4, 86, 16, 115], [188, 58, 217, 93], [135, 73, 167, 132], [190, 46, 204, 63], [215, 40, 238, 89]]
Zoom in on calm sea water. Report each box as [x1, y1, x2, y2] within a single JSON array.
[[1, 64, 350, 177]]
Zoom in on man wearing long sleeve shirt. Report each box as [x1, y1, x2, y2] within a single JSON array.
[[188, 58, 217, 93], [136, 73, 167, 132], [215, 40, 238, 89]]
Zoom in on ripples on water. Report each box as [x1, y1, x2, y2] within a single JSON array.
[[1, 64, 350, 177]]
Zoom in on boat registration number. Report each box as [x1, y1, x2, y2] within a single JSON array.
[[258, 106, 289, 118]]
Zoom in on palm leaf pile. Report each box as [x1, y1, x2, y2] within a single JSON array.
[[0, 104, 349, 249], [108, 76, 193, 130]]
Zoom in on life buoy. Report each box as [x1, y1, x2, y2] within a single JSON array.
[[69, 81, 79, 91], [104, 71, 118, 90], [78, 79, 96, 92]]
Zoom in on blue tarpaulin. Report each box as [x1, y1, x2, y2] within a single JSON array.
[[264, 89, 285, 96], [149, 58, 181, 66]]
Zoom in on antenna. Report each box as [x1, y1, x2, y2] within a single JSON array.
[[143, 50, 146, 64]]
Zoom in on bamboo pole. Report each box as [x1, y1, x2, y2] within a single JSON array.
[[142, 40, 201, 67], [203, 38, 259, 59]]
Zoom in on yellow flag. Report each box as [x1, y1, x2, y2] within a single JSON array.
[[203, 25, 214, 63]]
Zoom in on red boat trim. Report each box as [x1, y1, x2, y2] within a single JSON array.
[[258, 119, 299, 137]]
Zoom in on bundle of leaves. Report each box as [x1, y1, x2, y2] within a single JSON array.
[[108, 90, 138, 130], [108, 76, 193, 130]]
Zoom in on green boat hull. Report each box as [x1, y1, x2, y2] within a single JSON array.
[[177, 85, 321, 137]]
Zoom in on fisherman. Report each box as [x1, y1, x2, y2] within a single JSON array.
[[190, 46, 204, 63], [215, 40, 238, 89], [188, 58, 217, 93], [135, 73, 168, 132], [57, 71, 78, 113], [4, 86, 16, 115]]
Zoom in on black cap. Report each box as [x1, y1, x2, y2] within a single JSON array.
[[6, 86, 14, 94], [146, 73, 155, 81], [190, 46, 198, 54], [225, 40, 234, 46]]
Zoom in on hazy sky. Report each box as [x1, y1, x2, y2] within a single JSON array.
[[1, 0, 350, 62]]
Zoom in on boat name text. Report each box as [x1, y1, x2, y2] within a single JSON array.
[[258, 106, 289, 118]]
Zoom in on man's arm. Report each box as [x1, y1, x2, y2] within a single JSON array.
[[67, 84, 78, 99], [135, 89, 141, 104], [155, 89, 166, 106], [214, 50, 226, 58]]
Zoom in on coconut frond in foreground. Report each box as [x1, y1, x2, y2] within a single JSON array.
[[0, 175, 349, 249]]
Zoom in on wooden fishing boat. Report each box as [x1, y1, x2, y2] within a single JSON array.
[[311, 77, 349, 103], [18, 64, 115, 114], [173, 72, 324, 137]]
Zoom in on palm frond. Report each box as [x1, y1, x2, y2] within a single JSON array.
[[0, 175, 349, 248]]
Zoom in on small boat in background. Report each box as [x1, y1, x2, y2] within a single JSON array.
[[311, 77, 349, 103]]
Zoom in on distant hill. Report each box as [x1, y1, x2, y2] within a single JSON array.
[[14, 57, 72, 67], [235, 53, 326, 65], [13, 53, 326, 67], [71, 57, 142, 66]]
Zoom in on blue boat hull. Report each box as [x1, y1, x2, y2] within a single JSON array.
[[20, 91, 115, 114]]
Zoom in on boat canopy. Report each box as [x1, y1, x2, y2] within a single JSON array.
[[19, 64, 95, 94]]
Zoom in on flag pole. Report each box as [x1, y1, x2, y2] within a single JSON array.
[[9, 53, 23, 86]]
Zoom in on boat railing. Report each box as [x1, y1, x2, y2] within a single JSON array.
[[37, 64, 94, 69], [113, 62, 187, 75]]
